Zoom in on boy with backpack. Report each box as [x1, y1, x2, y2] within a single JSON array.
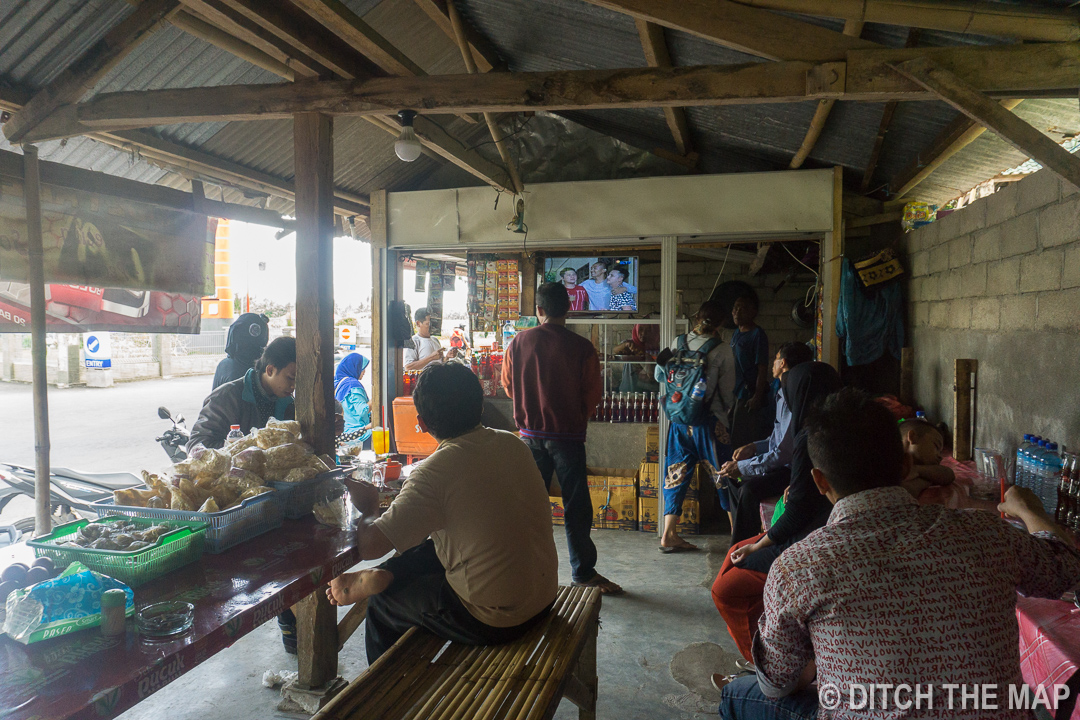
[[654, 300, 736, 553]]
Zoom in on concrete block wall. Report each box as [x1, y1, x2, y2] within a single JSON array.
[[903, 169, 1080, 454], [637, 258, 816, 354]]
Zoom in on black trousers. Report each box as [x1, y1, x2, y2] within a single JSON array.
[[365, 540, 552, 664], [725, 467, 790, 548]]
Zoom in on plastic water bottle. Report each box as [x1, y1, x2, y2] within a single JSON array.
[[1015, 434, 1034, 488], [502, 320, 516, 347], [690, 378, 707, 401], [1042, 443, 1063, 514], [226, 424, 243, 444], [1021, 435, 1043, 489]]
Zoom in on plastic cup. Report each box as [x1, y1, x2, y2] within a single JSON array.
[[372, 427, 389, 455]]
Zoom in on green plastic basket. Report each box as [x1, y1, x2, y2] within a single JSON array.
[[27, 516, 207, 588]]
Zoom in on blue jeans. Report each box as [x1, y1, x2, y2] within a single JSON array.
[[720, 675, 818, 720], [524, 438, 597, 583]]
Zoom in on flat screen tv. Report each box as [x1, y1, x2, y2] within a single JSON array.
[[542, 256, 639, 313]]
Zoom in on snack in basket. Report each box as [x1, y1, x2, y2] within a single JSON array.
[[225, 468, 264, 492], [185, 446, 231, 479], [256, 427, 296, 450], [231, 446, 266, 476], [198, 497, 220, 513], [226, 434, 259, 454], [267, 418, 302, 436], [265, 442, 312, 470], [58, 519, 176, 551], [239, 487, 273, 500], [283, 467, 319, 484]]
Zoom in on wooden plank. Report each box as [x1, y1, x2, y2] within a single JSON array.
[[953, 358, 976, 462], [295, 588, 340, 689], [3, 0, 179, 144], [889, 57, 1080, 193], [858, 28, 919, 193], [581, 0, 878, 62], [411, 0, 503, 72], [293, 112, 337, 461], [519, 253, 536, 316], [635, 20, 693, 158], [732, 0, 1080, 43], [290, 0, 426, 76], [169, 9, 296, 80]]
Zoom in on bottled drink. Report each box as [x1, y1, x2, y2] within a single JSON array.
[[1044, 443, 1063, 515], [226, 425, 243, 444], [1014, 434, 1031, 488], [651, 393, 659, 423], [610, 394, 620, 424], [1016, 435, 1037, 489], [1057, 453, 1076, 525], [635, 393, 644, 423], [690, 378, 707, 402]]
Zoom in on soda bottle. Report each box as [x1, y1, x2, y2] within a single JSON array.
[[226, 425, 243, 444], [601, 393, 611, 422], [1057, 453, 1073, 525], [634, 393, 644, 423], [650, 392, 659, 423]]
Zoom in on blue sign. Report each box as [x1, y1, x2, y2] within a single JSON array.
[[84, 332, 112, 370], [87, 336, 100, 353]]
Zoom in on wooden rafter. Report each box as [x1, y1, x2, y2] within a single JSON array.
[[580, 0, 878, 62], [290, 0, 425, 77], [859, 28, 920, 193], [411, 0, 503, 72], [3, 0, 179, 144], [168, 10, 296, 80], [635, 20, 694, 161], [788, 18, 864, 169], [889, 57, 1080, 192], [732, 0, 1080, 43]]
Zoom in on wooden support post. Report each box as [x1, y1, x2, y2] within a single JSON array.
[[565, 616, 599, 720], [23, 145, 51, 537], [369, 189, 387, 431], [899, 346, 914, 407], [820, 166, 844, 369], [953, 359, 977, 462], [336, 598, 368, 651]]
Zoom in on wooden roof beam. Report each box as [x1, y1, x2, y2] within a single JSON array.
[[889, 57, 1080, 193], [859, 28, 920, 193], [289, 0, 426, 77], [168, 10, 297, 80], [580, 0, 879, 62], [635, 19, 695, 162], [732, 0, 1080, 43], [411, 0, 504, 73], [3, 0, 180, 144]]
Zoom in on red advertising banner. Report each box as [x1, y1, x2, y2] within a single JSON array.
[[0, 282, 202, 333]]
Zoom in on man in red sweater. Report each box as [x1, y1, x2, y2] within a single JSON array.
[[502, 282, 622, 595]]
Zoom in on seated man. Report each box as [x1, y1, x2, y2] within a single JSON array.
[[718, 388, 1080, 720], [898, 418, 955, 499], [327, 362, 559, 663]]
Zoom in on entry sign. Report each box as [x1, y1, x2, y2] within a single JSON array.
[[339, 325, 357, 350], [84, 332, 112, 369]]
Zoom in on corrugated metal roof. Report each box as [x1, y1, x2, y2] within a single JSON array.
[[0, 0, 1076, 213]]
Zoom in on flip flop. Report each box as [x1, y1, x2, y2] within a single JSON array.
[[571, 573, 624, 596], [658, 542, 700, 554]]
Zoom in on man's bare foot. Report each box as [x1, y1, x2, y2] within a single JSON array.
[[326, 568, 393, 606]]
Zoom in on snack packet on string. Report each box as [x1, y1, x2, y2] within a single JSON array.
[[3, 562, 134, 644], [902, 201, 937, 232]]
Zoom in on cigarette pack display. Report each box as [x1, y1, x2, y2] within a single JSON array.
[[505, 259, 518, 273], [496, 259, 509, 272]]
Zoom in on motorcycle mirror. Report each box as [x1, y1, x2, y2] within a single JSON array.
[[157, 407, 172, 420]]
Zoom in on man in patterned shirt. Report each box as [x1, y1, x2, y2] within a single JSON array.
[[719, 388, 1080, 720]]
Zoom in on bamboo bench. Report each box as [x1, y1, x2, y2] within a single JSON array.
[[313, 585, 602, 720]]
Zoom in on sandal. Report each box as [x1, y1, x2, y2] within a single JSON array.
[[572, 573, 624, 596], [658, 540, 699, 553]]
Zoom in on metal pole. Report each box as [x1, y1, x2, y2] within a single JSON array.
[[22, 144, 51, 537], [658, 235, 678, 536]]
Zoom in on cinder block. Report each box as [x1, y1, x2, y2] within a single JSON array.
[[1000, 293, 1037, 331], [912, 220, 940, 251], [987, 257, 1020, 294], [958, 202, 987, 236], [971, 226, 1002, 263], [919, 275, 939, 302], [1064, 177, 1079, 198], [912, 302, 930, 327], [998, 213, 1039, 257], [929, 302, 950, 329], [910, 251, 929, 277], [688, 274, 716, 290], [639, 263, 661, 278], [970, 298, 1000, 331], [1036, 288, 1080, 331], [1038, 197, 1080, 249], [928, 244, 950, 274], [960, 263, 987, 297], [639, 289, 661, 306], [934, 208, 964, 240], [938, 270, 961, 300], [986, 182, 1020, 227], [1017, 170, 1062, 215], [1064, 245, 1080, 289], [949, 298, 972, 329], [1020, 250, 1064, 293], [949, 235, 972, 268]]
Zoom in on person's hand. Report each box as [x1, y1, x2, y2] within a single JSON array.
[[733, 443, 756, 461], [720, 460, 741, 479], [998, 486, 1046, 521], [446, 347, 459, 359], [344, 478, 380, 517], [730, 540, 762, 565]]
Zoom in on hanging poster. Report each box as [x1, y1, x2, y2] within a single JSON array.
[[0, 282, 203, 333], [0, 176, 216, 296]]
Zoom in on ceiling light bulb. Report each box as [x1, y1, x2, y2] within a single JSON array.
[[394, 109, 422, 162]]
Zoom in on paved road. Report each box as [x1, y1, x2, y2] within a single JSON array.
[[0, 375, 213, 525]]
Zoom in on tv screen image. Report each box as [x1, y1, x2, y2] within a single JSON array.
[[542, 256, 639, 313]]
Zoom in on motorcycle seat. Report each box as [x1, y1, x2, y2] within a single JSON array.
[[51, 468, 142, 489]]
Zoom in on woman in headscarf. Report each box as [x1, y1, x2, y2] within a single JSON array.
[[335, 352, 372, 449], [711, 362, 843, 664]]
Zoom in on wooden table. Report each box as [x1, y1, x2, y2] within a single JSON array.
[[0, 517, 358, 720]]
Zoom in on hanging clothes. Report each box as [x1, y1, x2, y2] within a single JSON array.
[[836, 258, 904, 367]]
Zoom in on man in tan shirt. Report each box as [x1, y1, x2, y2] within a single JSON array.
[[327, 362, 559, 663]]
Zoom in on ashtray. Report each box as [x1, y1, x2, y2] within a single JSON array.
[[136, 601, 194, 638]]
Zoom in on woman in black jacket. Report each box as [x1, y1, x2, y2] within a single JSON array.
[[710, 362, 842, 662]]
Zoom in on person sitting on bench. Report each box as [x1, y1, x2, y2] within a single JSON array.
[[327, 362, 559, 663]]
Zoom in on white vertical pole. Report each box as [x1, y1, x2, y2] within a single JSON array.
[[658, 235, 678, 536]]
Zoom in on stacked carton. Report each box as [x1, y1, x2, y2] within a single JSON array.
[[550, 467, 638, 530], [637, 427, 701, 535]]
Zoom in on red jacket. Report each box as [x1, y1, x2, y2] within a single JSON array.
[[501, 323, 602, 442]]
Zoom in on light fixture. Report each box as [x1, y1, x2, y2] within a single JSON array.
[[394, 110, 422, 162]]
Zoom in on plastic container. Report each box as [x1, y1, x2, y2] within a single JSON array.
[[136, 601, 194, 638], [92, 491, 283, 554], [226, 425, 244, 444], [100, 588, 128, 637], [271, 469, 347, 520], [28, 516, 206, 588]]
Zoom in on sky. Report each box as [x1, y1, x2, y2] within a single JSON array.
[[228, 220, 467, 319]]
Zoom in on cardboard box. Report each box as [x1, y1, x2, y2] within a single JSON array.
[[639, 461, 699, 498], [646, 425, 660, 454], [550, 496, 566, 526], [637, 496, 699, 535], [586, 467, 638, 531]]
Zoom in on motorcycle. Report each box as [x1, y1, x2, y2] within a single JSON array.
[[157, 406, 190, 463], [0, 463, 142, 527]]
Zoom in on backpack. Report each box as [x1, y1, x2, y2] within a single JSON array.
[[661, 335, 719, 426]]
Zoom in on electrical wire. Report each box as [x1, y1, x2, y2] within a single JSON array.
[[783, 242, 819, 277], [707, 246, 732, 297]]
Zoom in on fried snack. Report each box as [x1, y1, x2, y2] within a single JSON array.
[[147, 495, 168, 509], [282, 467, 318, 484], [311, 455, 334, 473], [239, 486, 273, 500], [265, 442, 310, 470], [255, 427, 295, 450], [231, 447, 266, 476], [226, 434, 259, 455], [187, 446, 231, 478], [225, 467, 264, 491], [198, 497, 220, 513], [210, 483, 240, 509], [170, 481, 197, 511], [267, 418, 302, 436], [113, 487, 159, 507]]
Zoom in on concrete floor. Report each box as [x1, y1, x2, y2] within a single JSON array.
[[116, 528, 740, 720]]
